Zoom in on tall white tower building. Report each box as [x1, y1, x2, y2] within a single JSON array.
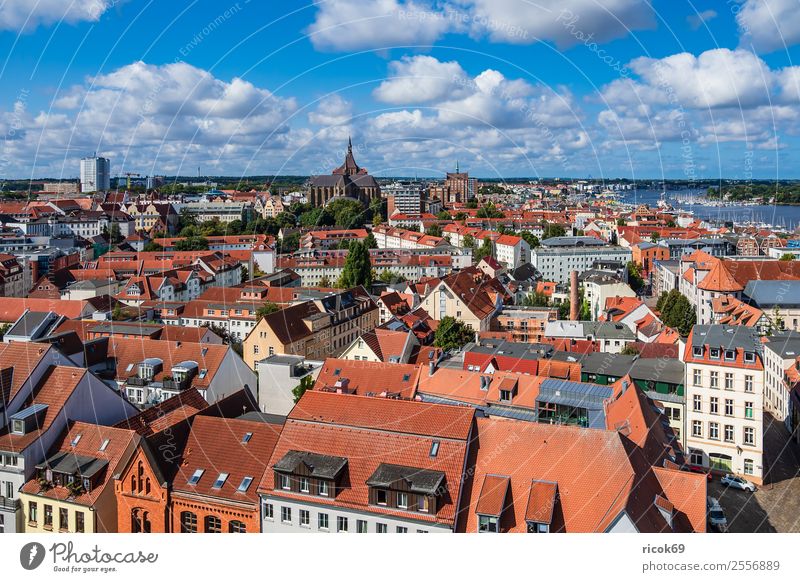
[[80, 156, 110, 192]]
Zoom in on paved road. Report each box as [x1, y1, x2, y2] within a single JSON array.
[[710, 414, 800, 533]]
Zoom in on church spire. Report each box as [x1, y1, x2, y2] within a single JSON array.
[[348, 136, 353, 154], [456, 160, 460, 173]]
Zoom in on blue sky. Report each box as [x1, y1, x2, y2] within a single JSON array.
[[0, 0, 799, 180]]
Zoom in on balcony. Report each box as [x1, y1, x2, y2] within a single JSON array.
[[127, 377, 150, 387], [0, 496, 20, 510]]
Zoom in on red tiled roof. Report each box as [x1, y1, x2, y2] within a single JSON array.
[[313, 358, 420, 399]]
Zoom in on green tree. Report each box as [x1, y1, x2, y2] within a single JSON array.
[[650, 232, 660, 243], [520, 230, 540, 248], [426, 224, 443, 237], [327, 198, 366, 229], [433, 316, 475, 351], [436, 211, 451, 220], [616, 217, 626, 227], [626, 261, 645, 293], [143, 241, 163, 252], [256, 302, 280, 320], [175, 236, 209, 251], [465, 199, 478, 209], [339, 240, 372, 288], [319, 275, 335, 288], [279, 232, 301, 253], [522, 291, 549, 307], [476, 203, 504, 219], [364, 232, 378, 249], [474, 236, 494, 263], [558, 300, 571, 320], [378, 269, 406, 284], [620, 344, 640, 356], [292, 375, 315, 403], [108, 223, 122, 243], [658, 289, 696, 335], [780, 253, 795, 261], [541, 222, 566, 239]]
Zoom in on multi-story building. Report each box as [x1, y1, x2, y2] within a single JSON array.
[[80, 156, 111, 192], [491, 306, 557, 343], [762, 332, 800, 431], [683, 325, 764, 482], [0, 253, 26, 297], [383, 181, 423, 217], [531, 245, 632, 284], [243, 287, 379, 369], [259, 391, 474, 534]]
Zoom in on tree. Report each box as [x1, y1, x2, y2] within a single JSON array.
[[462, 234, 475, 249], [522, 291, 549, 307], [240, 264, 249, 282], [580, 298, 592, 321], [465, 199, 478, 209], [292, 375, 315, 403], [476, 203, 504, 219], [328, 198, 366, 229], [474, 236, 493, 263], [626, 261, 645, 293], [319, 275, 334, 288], [650, 232, 660, 243], [256, 302, 280, 320], [108, 223, 122, 243], [436, 211, 451, 220], [426, 224, 443, 237], [433, 316, 475, 351], [143, 241, 163, 252], [0, 322, 12, 340], [175, 236, 209, 251], [558, 300, 571, 320], [541, 222, 566, 239], [620, 344, 640, 356], [279, 232, 301, 253], [658, 289, 696, 335], [616, 217, 626, 227], [378, 269, 406, 284], [364, 232, 378, 249], [780, 253, 795, 261], [339, 240, 372, 288], [520, 230, 540, 248]]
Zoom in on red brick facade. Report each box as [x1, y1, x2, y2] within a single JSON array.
[[115, 448, 170, 533], [170, 496, 258, 533]]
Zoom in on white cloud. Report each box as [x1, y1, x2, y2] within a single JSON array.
[[307, 0, 653, 51], [308, 95, 353, 126], [307, 0, 450, 51], [737, 0, 800, 53], [373, 55, 469, 104], [687, 9, 717, 30], [0, 0, 112, 32]]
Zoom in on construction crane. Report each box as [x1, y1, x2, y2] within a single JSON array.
[[123, 172, 140, 189]]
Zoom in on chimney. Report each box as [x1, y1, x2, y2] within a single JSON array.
[[569, 270, 579, 321], [429, 361, 435, 376]]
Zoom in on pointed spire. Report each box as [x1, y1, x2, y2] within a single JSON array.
[[348, 136, 353, 153], [456, 160, 459, 173]]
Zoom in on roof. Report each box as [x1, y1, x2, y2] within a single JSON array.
[[744, 280, 800, 307], [313, 358, 420, 400], [21, 421, 137, 508], [475, 474, 510, 517], [172, 415, 283, 504], [114, 388, 209, 436]]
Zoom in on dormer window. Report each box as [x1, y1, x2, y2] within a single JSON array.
[[744, 352, 755, 364], [280, 474, 291, 490], [376, 489, 387, 505], [692, 346, 703, 357], [478, 515, 499, 533], [709, 348, 720, 359], [724, 350, 735, 361], [11, 420, 24, 435], [319, 480, 329, 496], [500, 390, 513, 403]]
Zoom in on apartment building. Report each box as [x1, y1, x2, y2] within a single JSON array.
[[419, 267, 509, 332], [682, 325, 764, 482], [762, 332, 800, 431], [242, 287, 379, 369], [531, 245, 632, 284]]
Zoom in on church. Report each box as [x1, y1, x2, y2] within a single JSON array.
[[307, 139, 381, 206]]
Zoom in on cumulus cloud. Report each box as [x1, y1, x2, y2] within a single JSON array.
[[307, 0, 653, 51], [308, 95, 353, 126], [737, 0, 800, 53], [687, 9, 717, 31], [0, 0, 112, 32], [373, 55, 469, 104]]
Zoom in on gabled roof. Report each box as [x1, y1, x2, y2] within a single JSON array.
[[314, 358, 420, 399]]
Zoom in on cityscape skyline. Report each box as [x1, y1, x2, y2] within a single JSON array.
[[0, 2, 798, 180]]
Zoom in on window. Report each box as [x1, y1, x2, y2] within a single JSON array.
[[357, 519, 368, 533], [744, 427, 755, 446], [693, 395, 702, 412], [744, 459, 754, 475], [724, 350, 735, 361], [500, 390, 512, 402], [242, 432, 253, 444], [29, 501, 37, 524], [99, 438, 110, 452], [212, 473, 228, 489], [180, 511, 197, 533], [709, 422, 719, 440], [376, 523, 388, 533], [478, 515, 498, 533], [59, 507, 69, 531], [418, 495, 430, 513], [44, 505, 53, 528], [238, 476, 253, 493], [299, 477, 309, 493], [318, 513, 329, 530], [75, 512, 84, 533], [430, 441, 440, 457], [337, 516, 348, 532], [710, 371, 719, 388], [264, 503, 274, 521], [318, 480, 329, 496], [300, 510, 310, 527], [188, 469, 204, 485], [744, 352, 755, 364], [692, 421, 702, 438], [376, 489, 387, 505], [396, 526, 408, 533], [692, 346, 703, 357], [229, 520, 246, 533], [745, 401, 754, 419], [724, 425, 734, 443], [710, 397, 718, 415], [745, 375, 754, 393], [710, 348, 720, 359], [417, 529, 429, 533], [205, 515, 222, 533], [397, 492, 408, 509], [280, 474, 291, 490], [281, 507, 292, 524], [725, 373, 733, 390], [725, 399, 734, 416], [693, 369, 702, 386]]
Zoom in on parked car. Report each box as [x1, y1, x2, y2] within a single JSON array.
[[721, 474, 756, 492], [707, 496, 728, 532], [684, 464, 713, 481]]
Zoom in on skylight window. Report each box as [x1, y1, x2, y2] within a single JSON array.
[[242, 432, 253, 444], [70, 434, 82, 447], [99, 438, 110, 452], [430, 441, 440, 458], [238, 476, 253, 492], [212, 473, 229, 489], [188, 469, 204, 485], [402, 374, 411, 382]]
